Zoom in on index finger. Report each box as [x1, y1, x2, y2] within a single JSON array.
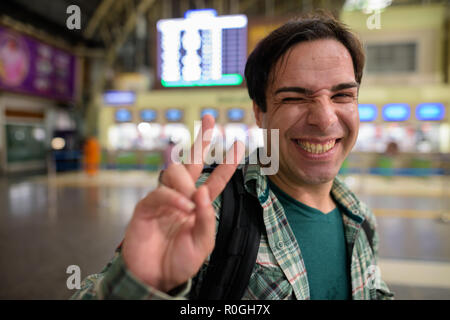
[[184, 114, 216, 181], [203, 140, 245, 201]]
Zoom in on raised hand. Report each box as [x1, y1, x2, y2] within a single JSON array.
[[122, 115, 245, 293]]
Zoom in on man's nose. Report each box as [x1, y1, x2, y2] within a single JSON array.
[[306, 97, 338, 131]]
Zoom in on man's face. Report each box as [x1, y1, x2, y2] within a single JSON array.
[[253, 39, 360, 186]]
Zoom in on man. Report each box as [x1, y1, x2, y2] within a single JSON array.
[[72, 12, 393, 300]]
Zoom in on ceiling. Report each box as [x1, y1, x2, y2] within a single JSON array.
[[0, 0, 103, 47], [0, 0, 447, 50], [0, 0, 348, 49], [0, 0, 446, 71]]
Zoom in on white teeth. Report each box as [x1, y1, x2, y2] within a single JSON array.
[[317, 144, 323, 153], [296, 140, 336, 154]]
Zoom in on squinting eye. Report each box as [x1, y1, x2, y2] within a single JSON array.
[[332, 93, 354, 100], [334, 93, 351, 97]]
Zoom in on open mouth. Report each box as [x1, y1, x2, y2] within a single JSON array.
[[293, 138, 341, 154]]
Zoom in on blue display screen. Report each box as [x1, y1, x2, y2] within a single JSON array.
[[166, 109, 183, 121], [382, 103, 410, 121], [140, 109, 157, 122], [115, 109, 132, 122], [227, 108, 245, 121], [201, 108, 219, 119], [416, 103, 445, 121], [358, 104, 377, 122], [103, 91, 136, 105]]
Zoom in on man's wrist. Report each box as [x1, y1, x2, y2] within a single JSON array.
[[99, 253, 153, 299], [105, 253, 191, 300]]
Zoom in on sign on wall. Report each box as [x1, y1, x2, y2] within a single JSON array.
[[0, 26, 77, 101]]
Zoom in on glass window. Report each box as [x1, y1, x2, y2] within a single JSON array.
[[366, 42, 417, 73]]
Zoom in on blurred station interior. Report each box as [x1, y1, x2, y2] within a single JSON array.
[[0, 0, 449, 299]]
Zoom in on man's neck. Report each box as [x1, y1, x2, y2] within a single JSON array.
[[267, 175, 336, 213]]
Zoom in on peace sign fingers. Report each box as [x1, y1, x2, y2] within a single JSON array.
[[160, 114, 245, 202], [184, 114, 216, 182], [203, 140, 245, 201]]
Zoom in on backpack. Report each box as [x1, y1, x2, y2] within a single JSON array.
[[197, 166, 374, 300]]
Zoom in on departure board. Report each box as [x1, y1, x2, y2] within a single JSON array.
[[156, 9, 247, 87]]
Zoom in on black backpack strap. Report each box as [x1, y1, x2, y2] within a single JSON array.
[[198, 167, 263, 300], [201, 163, 219, 174], [334, 196, 375, 254], [361, 219, 374, 253]]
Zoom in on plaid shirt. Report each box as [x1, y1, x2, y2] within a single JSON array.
[[72, 163, 394, 300]]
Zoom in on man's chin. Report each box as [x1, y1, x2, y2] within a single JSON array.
[[279, 163, 340, 187], [301, 176, 335, 186], [296, 170, 338, 186]]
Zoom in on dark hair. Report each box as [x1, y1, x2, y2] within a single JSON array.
[[244, 11, 365, 112]]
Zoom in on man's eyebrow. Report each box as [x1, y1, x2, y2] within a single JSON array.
[[274, 87, 314, 95], [330, 82, 359, 92], [274, 82, 359, 95]]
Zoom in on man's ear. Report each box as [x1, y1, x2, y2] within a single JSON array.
[[252, 101, 264, 128]]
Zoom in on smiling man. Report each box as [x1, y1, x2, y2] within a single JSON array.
[[73, 12, 394, 300], [253, 38, 360, 213]]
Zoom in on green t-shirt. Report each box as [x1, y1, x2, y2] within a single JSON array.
[[268, 180, 351, 300]]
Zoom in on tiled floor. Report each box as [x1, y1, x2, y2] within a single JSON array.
[[0, 170, 449, 299]]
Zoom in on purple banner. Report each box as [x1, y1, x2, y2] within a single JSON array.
[[0, 26, 76, 101]]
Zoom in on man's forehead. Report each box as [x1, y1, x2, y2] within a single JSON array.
[[285, 39, 353, 62], [267, 39, 356, 93]]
